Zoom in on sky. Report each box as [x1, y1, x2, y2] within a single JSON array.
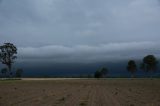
[[0, 0, 160, 76]]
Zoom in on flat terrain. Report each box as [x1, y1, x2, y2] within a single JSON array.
[[0, 78, 160, 106]]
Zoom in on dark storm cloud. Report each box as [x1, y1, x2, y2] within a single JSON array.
[[18, 41, 160, 63], [0, 0, 160, 63]]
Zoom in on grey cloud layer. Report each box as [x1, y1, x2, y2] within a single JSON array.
[[0, 0, 160, 63], [0, 0, 160, 46], [18, 41, 160, 63]]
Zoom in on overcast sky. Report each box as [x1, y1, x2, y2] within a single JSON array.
[[0, 0, 160, 63]]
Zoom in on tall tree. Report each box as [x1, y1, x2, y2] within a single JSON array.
[[127, 60, 137, 78], [141, 55, 158, 77], [0, 43, 17, 77]]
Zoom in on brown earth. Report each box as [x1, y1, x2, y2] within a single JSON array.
[[0, 78, 160, 106]]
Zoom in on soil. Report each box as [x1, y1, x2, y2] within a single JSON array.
[[0, 78, 160, 106]]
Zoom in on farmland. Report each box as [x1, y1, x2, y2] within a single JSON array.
[[0, 78, 160, 106]]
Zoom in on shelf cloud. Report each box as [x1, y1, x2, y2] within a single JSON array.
[[18, 41, 160, 63], [0, 0, 160, 63]]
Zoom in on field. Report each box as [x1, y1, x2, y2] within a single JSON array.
[[0, 78, 160, 106]]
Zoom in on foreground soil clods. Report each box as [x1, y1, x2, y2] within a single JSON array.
[[0, 79, 160, 106]]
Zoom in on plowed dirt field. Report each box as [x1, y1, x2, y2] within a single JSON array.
[[0, 79, 160, 106]]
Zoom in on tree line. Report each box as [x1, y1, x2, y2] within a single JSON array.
[[127, 55, 158, 78], [95, 55, 158, 78]]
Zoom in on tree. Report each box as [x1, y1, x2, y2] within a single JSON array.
[[100, 67, 108, 78], [15, 69, 23, 78], [127, 60, 137, 78], [0, 43, 17, 77], [94, 67, 108, 78], [94, 70, 101, 78], [141, 55, 158, 77], [1, 68, 8, 77]]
